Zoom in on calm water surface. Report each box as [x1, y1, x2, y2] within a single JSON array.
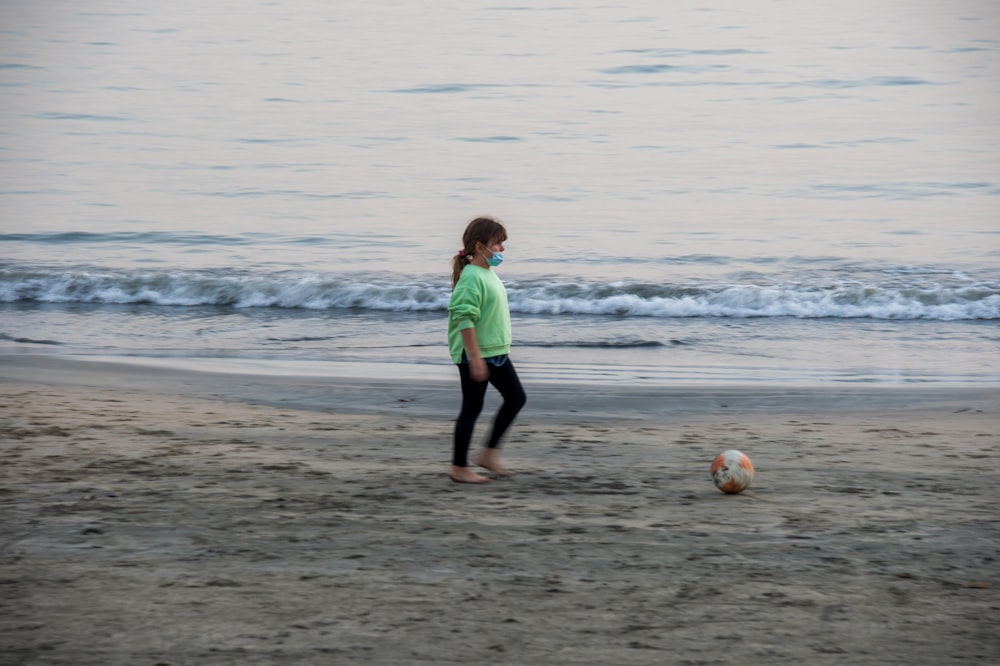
[[2, 1, 998, 384]]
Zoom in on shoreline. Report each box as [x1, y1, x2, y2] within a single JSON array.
[[3, 353, 998, 422], [2, 353, 998, 664]]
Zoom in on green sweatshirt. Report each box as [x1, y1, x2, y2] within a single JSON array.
[[448, 265, 512, 364]]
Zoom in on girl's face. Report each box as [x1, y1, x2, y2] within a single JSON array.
[[480, 237, 505, 258]]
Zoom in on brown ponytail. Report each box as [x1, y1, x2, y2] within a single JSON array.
[[451, 216, 508, 287]]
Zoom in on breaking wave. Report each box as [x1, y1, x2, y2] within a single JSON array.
[[1, 267, 997, 321]]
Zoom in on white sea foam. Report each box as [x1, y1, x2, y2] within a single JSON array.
[[3, 267, 996, 321]]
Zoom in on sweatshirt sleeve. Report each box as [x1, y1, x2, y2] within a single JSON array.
[[448, 274, 481, 331]]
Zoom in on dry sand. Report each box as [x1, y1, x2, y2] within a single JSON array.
[[1, 356, 998, 665]]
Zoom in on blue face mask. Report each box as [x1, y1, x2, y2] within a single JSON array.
[[486, 250, 504, 267]]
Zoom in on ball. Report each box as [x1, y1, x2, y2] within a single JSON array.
[[710, 449, 755, 494]]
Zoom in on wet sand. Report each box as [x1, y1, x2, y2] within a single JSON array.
[[1, 356, 998, 665]]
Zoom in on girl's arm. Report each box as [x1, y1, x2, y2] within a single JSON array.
[[461, 327, 488, 382]]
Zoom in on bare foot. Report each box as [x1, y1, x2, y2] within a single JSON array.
[[449, 465, 491, 484], [472, 449, 512, 477]]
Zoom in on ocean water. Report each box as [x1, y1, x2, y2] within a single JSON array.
[[1, 0, 998, 385]]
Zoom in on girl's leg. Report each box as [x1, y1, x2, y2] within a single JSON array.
[[452, 362, 489, 468], [485, 359, 526, 449], [472, 360, 527, 476]]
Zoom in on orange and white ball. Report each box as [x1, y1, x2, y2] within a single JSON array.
[[710, 450, 755, 494]]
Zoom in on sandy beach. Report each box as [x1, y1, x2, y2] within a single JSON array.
[[1, 355, 998, 665]]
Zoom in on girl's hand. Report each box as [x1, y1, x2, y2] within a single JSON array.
[[460, 328, 488, 381], [469, 357, 489, 382]]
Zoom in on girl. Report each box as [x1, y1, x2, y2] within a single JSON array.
[[447, 216, 527, 484]]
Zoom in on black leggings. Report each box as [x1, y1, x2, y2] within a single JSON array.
[[453, 359, 527, 467]]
